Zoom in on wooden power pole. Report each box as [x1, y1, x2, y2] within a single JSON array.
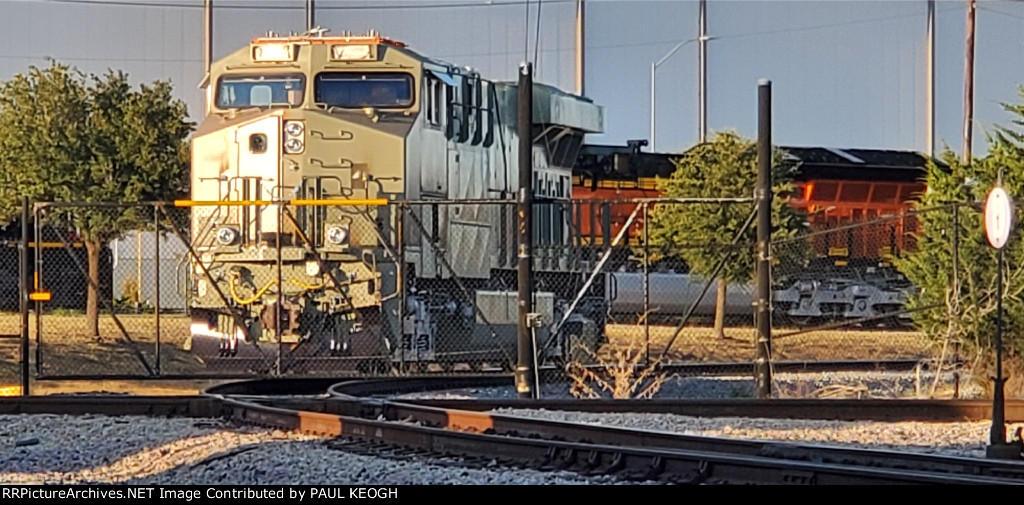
[[962, 0, 976, 164]]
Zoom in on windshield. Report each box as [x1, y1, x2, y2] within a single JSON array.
[[314, 72, 413, 108], [216, 74, 305, 109]]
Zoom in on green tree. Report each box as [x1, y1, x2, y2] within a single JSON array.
[[647, 131, 806, 338], [896, 88, 1024, 358], [0, 61, 192, 337]]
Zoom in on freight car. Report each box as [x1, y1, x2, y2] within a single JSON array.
[[573, 144, 935, 327]]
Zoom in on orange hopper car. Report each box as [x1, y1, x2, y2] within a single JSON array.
[[572, 144, 935, 264]]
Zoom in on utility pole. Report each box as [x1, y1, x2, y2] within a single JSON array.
[[203, 0, 213, 113], [926, 0, 935, 157], [962, 0, 976, 163], [204, 0, 212, 78], [575, 0, 585, 96], [306, 0, 316, 32], [698, 0, 708, 143], [516, 63, 537, 400]]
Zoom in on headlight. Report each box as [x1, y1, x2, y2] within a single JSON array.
[[284, 121, 304, 154], [216, 227, 239, 245], [326, 226, 349, 245], [284, 137, 304, 154], [285, 120, 304, 137]]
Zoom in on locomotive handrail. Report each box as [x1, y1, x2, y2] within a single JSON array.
[[292, 198, 388, 206], [172, 198, 389, 207], [564, 197, 756, 204], [538, 203, 643, 361]]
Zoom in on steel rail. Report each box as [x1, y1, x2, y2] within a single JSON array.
[[208, 378, 1024, 482], [0, 395, 220, 417], [318, 395, 1024, 481], [211, 394, 1019, 485], [0, 382, 1021, 484]]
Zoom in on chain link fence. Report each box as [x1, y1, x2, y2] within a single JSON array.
[[769, 204, 960, 398], [565, 200, 759, 374], [30, 203, 198, 378], [0, 197, 975, 401], [11, 198, 762, 381], [0, 225, 21, 390]]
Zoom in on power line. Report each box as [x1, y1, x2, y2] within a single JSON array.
[[33, 0, 574, 11], [35, 0, 203, 8], [978, 4, 1024, 20], [16, 0, 978, 65], [581, 5, 960, 55], [714, 5, 960, 42], [0, 53, 203, 63]]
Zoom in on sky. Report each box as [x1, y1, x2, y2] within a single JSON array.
[[1, 0, 1023, 157]]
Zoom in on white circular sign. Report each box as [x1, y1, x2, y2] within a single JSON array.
[[985, 187, 1014, 249]]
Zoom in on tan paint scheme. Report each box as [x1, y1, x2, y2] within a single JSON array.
[[189, 39, 419, 319]]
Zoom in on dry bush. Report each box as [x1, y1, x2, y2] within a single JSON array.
[[565, 336, 669, 399], [773, 379, 892, 399], [962, 350, 1024, 399], [773, 358, 967, 400], [121, 277, 141, 306]]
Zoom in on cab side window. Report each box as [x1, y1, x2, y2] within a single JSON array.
[[425, 74, 445, 128]]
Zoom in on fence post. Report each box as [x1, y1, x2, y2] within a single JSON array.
[[33, 205, 42, 376], [952, 203, 961, 398], [154, 205, 161, 376], [397, 203, 405, 375], [643, 201, 650, 365], [755, 79, 773, 399], [516, 62, 537, 399], [19, 196, 29, 395], [276, 199, 284, 377]]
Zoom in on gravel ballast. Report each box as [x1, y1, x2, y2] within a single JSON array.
[[0, 372, 1009, 484], [1, 410, 1018, 484], [0, 415, 613, 485]]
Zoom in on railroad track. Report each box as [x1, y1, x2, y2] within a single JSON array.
[[212, 395, 1021, 484], [208, 377, 1024, 484], [3, 377, 1024, 484]]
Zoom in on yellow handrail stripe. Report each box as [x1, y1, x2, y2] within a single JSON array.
[[174, 198, 388, 207], [174, 200, 272, 207], [291, 198, 388, 207]]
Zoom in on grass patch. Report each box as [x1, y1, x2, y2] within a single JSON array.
[[0, 311, 204, 379], [603, 324, 935, 363], [0, 312, 940, 393]]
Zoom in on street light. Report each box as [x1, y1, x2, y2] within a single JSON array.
[[650, 35, 713, 152]]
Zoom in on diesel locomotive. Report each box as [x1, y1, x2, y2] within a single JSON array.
[[184, 29, 605, 371]]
